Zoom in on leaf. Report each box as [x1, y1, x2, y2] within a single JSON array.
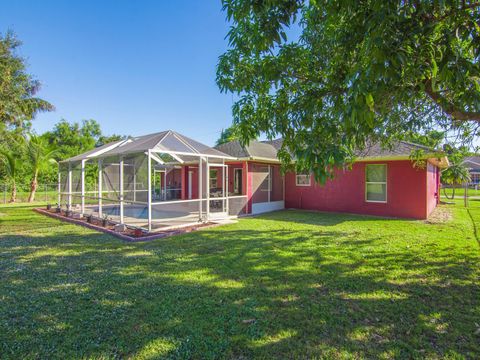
[[365, 93, 374, 112]]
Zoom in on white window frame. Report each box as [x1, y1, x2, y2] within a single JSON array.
[[295, 172, 311, 187], [365, 164, 387, 203], [233, 168, 242, 194], [209, 169, 218, 189]]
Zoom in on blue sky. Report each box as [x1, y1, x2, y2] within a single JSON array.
[[0, 1, 234, 146]]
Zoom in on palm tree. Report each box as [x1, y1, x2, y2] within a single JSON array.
[[441, 162, 471, 200], [26, 134, 57, 202], [0, 148, 19, 202]]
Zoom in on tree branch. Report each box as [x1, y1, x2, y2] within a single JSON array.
[[424, 80, 480, 122], [430, 1, 480, 21]]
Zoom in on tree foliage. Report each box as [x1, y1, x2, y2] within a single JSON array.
[[217, 0, 480, 182], [25, 134, 57, 202], [0, 146, 20, 202], [0, 119, 125, 195], [441, 161, 471, 199], [43, 119, 107, 159], [0, 32, 53, 126], [215, 124, 243, 146], [403, 129, 446, 149]]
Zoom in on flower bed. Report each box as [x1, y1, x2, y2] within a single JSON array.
[[35, 207, 217, 242]]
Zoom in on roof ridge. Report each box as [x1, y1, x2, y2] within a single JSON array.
[[169, 131, 200, 153], [398, 140, 436, 152]]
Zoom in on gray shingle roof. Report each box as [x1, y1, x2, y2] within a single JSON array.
[[463, 156, 480, 170], [217, 138, 440, 161], [215, 140, 279, 161], [62, 130, 232, 163], [61, 139, 127, 163], [355, 141, 437, 158]]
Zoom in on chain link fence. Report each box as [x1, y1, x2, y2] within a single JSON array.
[[1, 183, 60, 204], [440, 183, 480, 207]]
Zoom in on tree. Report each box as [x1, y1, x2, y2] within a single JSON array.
[[217, 1, 480, 182], [0, 32, 53, 126], [40, 119, 125, 186], [441, 161, 471, 199], [97, 134, 124, 147], [215, 124, 242, 146], [42, 119, 102, 159], [26, 134, 57, 202], [0, 147, 21, 202], [403, 130, 446, 149]]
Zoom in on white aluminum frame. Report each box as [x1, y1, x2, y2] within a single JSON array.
[[365, 164, 388, 203], [295, 173, 311, 186], [59, 141, 238, 232]]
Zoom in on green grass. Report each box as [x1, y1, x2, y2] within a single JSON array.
[[442, 187, 480, 198], [0, 203, 479, 359]]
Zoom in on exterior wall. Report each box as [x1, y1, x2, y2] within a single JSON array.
[[182, 166, 199, 200], [284, 160, 430, 219], [165, 168, 182, 200], [247, 162, 254, 213], [245, 161, 285, 214], [226, 162, 245, 194], [426, 162, 439, 217]]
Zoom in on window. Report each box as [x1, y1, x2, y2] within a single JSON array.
[[233, 168, 242, 194], [209, 169, 217, 189], [295, 172, 311, 186], [365, 164, 387, 202]]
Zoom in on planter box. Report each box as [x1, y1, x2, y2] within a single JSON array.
[[114, 224, 127, 232]]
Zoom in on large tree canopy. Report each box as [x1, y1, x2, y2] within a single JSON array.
[[217, 0, 480, 182], [0, 32, 53, 126]]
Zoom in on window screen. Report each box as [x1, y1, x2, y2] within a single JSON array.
[[296, 173, 311, 186], [365, 164, 387, 202]]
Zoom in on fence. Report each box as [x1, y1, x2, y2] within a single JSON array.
[[1, 183, 60, 204], [440, 183, 479, 207]]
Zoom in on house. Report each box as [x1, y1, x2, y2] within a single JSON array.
[[462, 156, 480, 185], [60, 131, 448, 234], [216, 139, 449, 220]]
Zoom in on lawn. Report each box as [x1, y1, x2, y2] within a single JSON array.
[[441, 187, 480, 198], [0, 202, 479, 359]]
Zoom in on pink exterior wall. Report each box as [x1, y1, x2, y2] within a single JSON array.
[[247, 162, 254, 213], [226, 163, 245, 194], [426, 162, 439, 217], [191, 159, 438, 219], [182, 166, 199, 200], [284, 160, 432, 219], [166, 168, 182, 188]]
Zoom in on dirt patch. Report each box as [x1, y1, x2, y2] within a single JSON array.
[[424, 206, 453, 224]]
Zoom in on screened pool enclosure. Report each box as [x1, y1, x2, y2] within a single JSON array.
[[58, 131, 248, 232]]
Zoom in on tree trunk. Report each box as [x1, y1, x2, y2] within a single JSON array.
[[9, 181, 16, 203], [443, 186, 454, 200], [28, 171, 38, 203], [452, 184, 455, 199]]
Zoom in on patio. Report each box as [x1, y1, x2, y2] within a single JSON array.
[[58, 130, 248, 231]]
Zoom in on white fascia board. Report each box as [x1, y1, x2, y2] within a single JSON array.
[[151, 149, 235, 160], [87, 139, 131, 158]]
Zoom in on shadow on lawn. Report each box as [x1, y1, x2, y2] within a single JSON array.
[[0, 216, 479, 358]]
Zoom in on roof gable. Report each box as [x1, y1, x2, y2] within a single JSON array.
[[63, 130, 231, 163], [463, 156, 480, 168]]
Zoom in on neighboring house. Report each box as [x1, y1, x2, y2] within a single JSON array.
[[462, 156, 480, 184], [216, 139, 449, 219]]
